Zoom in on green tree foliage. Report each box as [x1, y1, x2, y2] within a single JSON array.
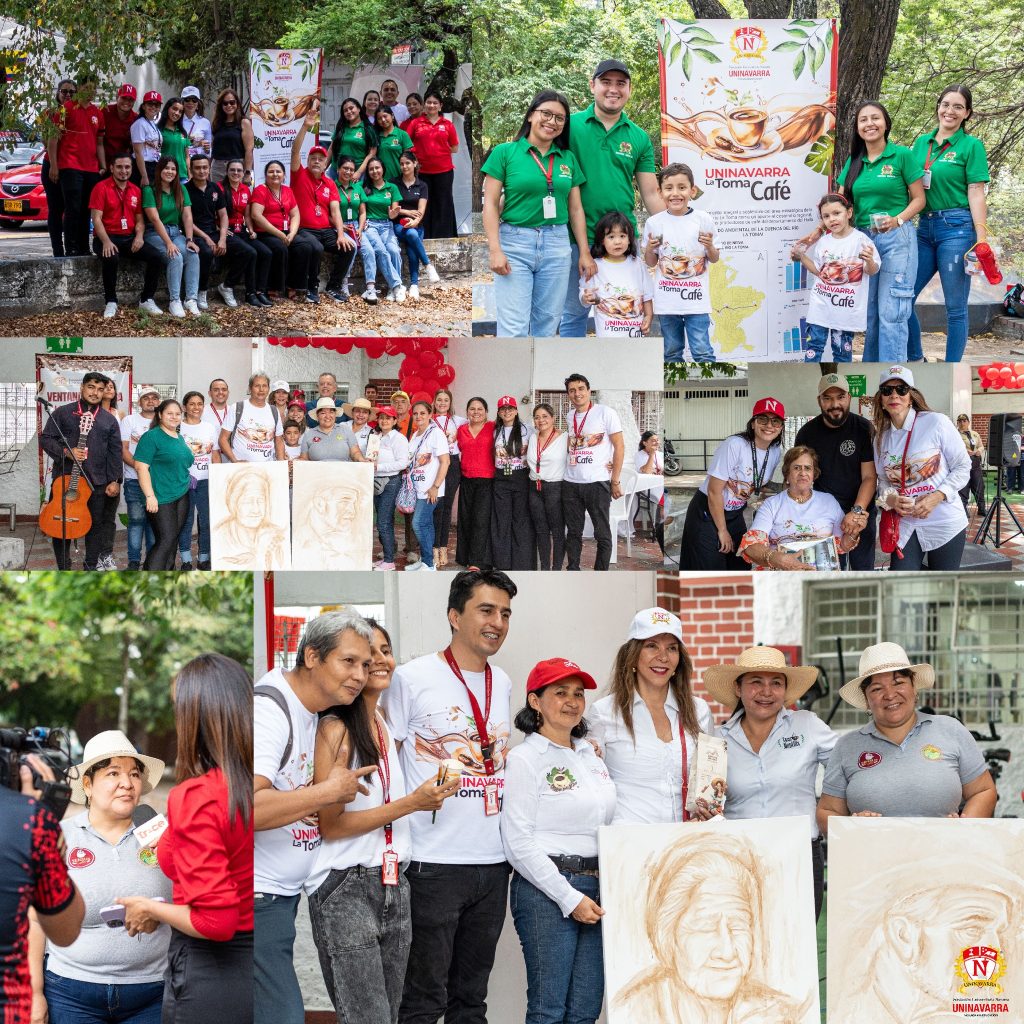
[[0, 572, 253, 733]]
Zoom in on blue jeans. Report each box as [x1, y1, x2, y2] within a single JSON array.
[[804, 323, 853, 362], [661, 313, 714, 362], [123, 479, 155, 564], [177, 478, 210, 563], [560, 242, 590, 337], [144, 224, 199, 302], [254, 892, 304, 1024], [412, 498, 436, 567], [890, 528, 966, 571], [394, 223, 430, 285], [907, 207, 975, 362], [44, 969, 163, 1024], [494, 222, 571, 337], [862, 220, 918, 362], [510, 871, 604, 1024], [1005, 465, 1022, 492], [364, 220, 402, 288], [373, 474, 402, 561]]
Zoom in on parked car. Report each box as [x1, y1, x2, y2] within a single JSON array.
[[0, 153, 47, 229], [0, 144, 44, 172]]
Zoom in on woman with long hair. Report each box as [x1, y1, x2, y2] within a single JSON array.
[[482, 90, 594, 335], [118, 653, 254, 1024], [526, 402, 567, 570], [211, 88, 254, 185], [157, 98, 190, 180], [392, 150, 440, 299], [130, 91, 163, 188], [635, 431, 665, 557], [250, 160, 307, 301], [177, 390, 219, 571], [371, 405, 411, 571], [142, 155, 201, 317], [400, 93, 423, 133], [221, 157, 273, 307], [360, 156, 406, 303], [430, 388, 466, 568], [405, 401, 450, 571], [490, 396, 535, 570], [455, 397, 495, 567], [328, 97, 378, 181], [408, 90, 459, 238]]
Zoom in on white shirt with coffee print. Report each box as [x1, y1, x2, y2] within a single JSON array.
[[494, 422, 531, 474], [805, 229, 879, 332], [179, 420, 218, 480], [640, 208, 715, 316], [563, 404, 622, 484], [699, 435, 782, 512], [584, 256, 654, 336], [120, 413, 153, 482], [222, 400, 283, 462], [751, 490, 845, 546]]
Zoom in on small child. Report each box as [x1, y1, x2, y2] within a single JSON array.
[[641, 162, 719, 362], [283, 423, 303, 460], [792, 193, 880, 362], [581, 211, 653, 337]]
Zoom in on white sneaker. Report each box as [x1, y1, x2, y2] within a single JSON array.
[[425, 264, 440, 283], [408, 285, 420, 300], [197, 290, 209, 310], [385, 290, 396, 303], [394, 285, 407, 304], [184, 299, 200, 315], [421, 564, 437, 572], [100, 554, 118, 571], [217, 283, 238, 308], [361, 286, 378, 304], [168, 299, 186, 318], [403, 559, 422, 571], [102, 302, 118, 319], [139, 299, 163, 315]]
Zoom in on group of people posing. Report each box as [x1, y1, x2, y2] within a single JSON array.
[[253, 575, 997, 1024], [482, 58, 989, 364], [42, 77, 456, 317], [680, 365, 980, 573]]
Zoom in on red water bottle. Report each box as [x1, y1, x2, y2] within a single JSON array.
[[973, 242, 1003, 285]]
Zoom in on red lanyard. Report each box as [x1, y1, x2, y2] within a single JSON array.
[[533, 430, 559, 489], [433, 414, 451, 438], [112, 182, 132, 228], [678, 716, 690, 823], [528, 150, 555, 194], [924, 139, 951, 172], [374, 718, 394, 848], [443, 646, 495, 774], [572, 403, 592, 442], [210, 404, 227, 426]]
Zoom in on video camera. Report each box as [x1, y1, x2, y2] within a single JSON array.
[[0, 727, 73, 818]]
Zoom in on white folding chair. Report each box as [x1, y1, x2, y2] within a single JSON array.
[[607, 464, 640, 564]]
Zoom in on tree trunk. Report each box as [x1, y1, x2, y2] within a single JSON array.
[[745, 0, 792, 17], [835, 0, 901, 179], [690, 0, 730, 17], [792, 0, 818, 16]]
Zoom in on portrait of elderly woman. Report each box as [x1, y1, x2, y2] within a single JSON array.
[[602, 822, 818, 1024], [210, 461, 291, 569]]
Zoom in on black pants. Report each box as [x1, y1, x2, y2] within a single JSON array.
[[841, 505, 877, 572], [432, 454, 461, 546], [162, 927, 253, 1024], [959, 455, 986, 514], [399, 862, 510, 1024], [529, 479, 565, 570], [419, 170, 456, 239], [93, 233, 166, 303], [456, 477, 493, 568], [59, 168, 100, 256], [194, 235, 216, 291], [562, 479, 612, 571], [144, 491, 191, 570], [491, 470, 535, 570], [41, 158, 65, 256], [679, 490, 748, 571], [50, 482, 118, 570], [255, 232, 290, 292], [225, 231, 267, 293], [812, 837, 825, 922], [890, 528, 966, 571], [130, 160, 158, 189], [295, 227, 355, 291]]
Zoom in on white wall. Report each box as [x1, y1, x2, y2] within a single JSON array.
[[752, 575, 804, 646], [444, 339, 534, 410], [258, 341, 370, 396], [531, 338, 665, 393]]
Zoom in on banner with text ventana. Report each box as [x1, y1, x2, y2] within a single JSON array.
[[658, 19, 838, 361]]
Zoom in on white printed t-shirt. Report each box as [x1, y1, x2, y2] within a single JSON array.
[[179, 420, 218, 481], [253, 667, 321, 895], [699, 435, 782, 511], [494, 422, 531, 474], [120, 413, 153, 482], [750, 489, 845, 547], [385, 651, 512, 864], [222, 401, 283, 462], [563, 403, 622, 484], [583, 256, 653, 336], [805, 229, 880, 332], [201, 404, 229, 433], [641, 208, 715, 315], [432, 414, 467, 456], [408, 425, 450, 499]]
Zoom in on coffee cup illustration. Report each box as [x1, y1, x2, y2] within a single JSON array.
[[727, 107, 768, 148]]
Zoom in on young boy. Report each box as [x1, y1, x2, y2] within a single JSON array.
[[282, 423, 303, 460], [641, 163, 719, 362]]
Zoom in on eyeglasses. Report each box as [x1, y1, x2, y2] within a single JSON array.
[[59, 88, 76, 97], [938, 102, 967, 113], [754, 415, 783, 428], [222, 99, 238, 107], [879, 384, 910, 397], [535, 109, 567, 125]]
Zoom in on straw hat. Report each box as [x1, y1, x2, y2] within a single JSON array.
[[838, 642, 934, 710], [702, 646, 818, 708], [67, 730, 165, 805]]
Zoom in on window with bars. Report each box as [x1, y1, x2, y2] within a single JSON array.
[[293, 381, 351, 406], [0, 383, 37, 447], [804, 577, 1024, 728]]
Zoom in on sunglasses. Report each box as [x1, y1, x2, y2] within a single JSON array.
[[222, 99, 238, 107], [754, 415, 784, 428], [879, 384, 910, 397], [59, 88, 76, 97]]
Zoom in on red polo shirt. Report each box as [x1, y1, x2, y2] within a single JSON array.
[[227, 182, 252, 232], [101, 104, 139, 161], [57, 101, 103, 172], [457, 421, 497, 479], [409, 116, 458, 174], [292, 166, 339, 230], [251, 183, 297, 233], [88, 177, 144, 236]]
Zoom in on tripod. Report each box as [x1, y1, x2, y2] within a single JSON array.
[[973, 461, 1023, 548]]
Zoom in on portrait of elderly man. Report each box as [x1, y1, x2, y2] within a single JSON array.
[[292, 465, 374, 570]]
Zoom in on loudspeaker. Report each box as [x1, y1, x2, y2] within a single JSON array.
[[989, 414, 1022, 466]]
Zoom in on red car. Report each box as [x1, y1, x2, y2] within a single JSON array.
[[0, 152, 47, 228]]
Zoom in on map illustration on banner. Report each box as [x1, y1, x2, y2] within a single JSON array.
[[658, 19, 838, 361], [249, 49, 324, 186]]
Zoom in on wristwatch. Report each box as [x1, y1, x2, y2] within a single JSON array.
[[895, 216, 904, 228], [852, 505, 866, 515]]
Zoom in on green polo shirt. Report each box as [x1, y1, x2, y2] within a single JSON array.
[[838, 143, 923, 229], [160, 128, 190, 178], [334, 124, 373, 168], [363, 181, 400, 221], [142, 184, 191, 227], [337, 181, 367, 224], [377, 127, 413, 181], [132, 427, 194, 504], [910, 128, 989, 213], [569, 103, 656, 241], [481, 137, 585, 228]]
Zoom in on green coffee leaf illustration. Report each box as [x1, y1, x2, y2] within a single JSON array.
[[784, 27, 810, 38], [774, 20, 833, 81], [773, 41, 804, 52], [805, 131, 834, 175], [691, 48, 721, 64], [660, 21, 724, 81]]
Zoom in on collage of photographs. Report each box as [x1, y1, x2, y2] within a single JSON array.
[[1, 1, 1024, 1023]]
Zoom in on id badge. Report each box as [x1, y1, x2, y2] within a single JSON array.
[[120, 217, 129, 231], [315, 205, 323, 219], [542, 194, 557, 220], [346, 207, 354, 221], [921, 169, 932, 189], [483, 782, 500, 816], [382, 849, 400, 886]]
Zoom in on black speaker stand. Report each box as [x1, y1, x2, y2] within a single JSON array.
[[974, 466, 1024, 548]]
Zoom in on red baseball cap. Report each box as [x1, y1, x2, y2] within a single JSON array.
[[752, 397, 785, 419], [308, 145, 329, 158], [526, 658, 597, 694], [376, 405, 398, 418], [117, 84, 137, 100], [143, 91, 163, 105], [497, 395, 517, 409]]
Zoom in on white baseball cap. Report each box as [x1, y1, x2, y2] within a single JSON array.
[[880, 365, 914, 388], [181, 85, 201, 100], [270, 379, 290, 393], [138, 386, 160, 399], [627, 607, 683, 643]]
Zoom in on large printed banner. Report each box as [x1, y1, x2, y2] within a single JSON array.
[[658, 19, 838, 361], [248, 49, 324, 186], [35, 354, 132, 501]]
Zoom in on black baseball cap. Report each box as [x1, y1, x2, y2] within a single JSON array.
[[592, 59, 630, 80]]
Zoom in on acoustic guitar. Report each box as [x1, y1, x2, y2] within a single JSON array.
[[39, 411, 95, 540]]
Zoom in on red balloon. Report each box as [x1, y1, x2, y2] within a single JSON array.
[[436, 364, 455, 385], [295, 338, 309, 347], [403, 375, 424, 395], [280, 338, 294, 347], [421, 337, 447, 351], [1000, 366, 1012, 380], [364, 341, 386, 360], [419, 349, 443, 369], [421, 379, 442, 397], [311, 338, 325, 348], [399, 357, 416, 378], [336, 340, 354, 355], [992, 379, 1004, 389], [411, 391, 433, 406], [384, 338, 404, 356], [1014, 363, 1024, 377]]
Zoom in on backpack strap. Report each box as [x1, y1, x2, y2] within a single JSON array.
[[228, 400, 245, 451], [254, 685, 293, 773]]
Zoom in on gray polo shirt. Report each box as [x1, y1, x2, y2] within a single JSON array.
[[300, 423, 357, 461], [821, 712, 986, 817], [47, 810, 173, 983]]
